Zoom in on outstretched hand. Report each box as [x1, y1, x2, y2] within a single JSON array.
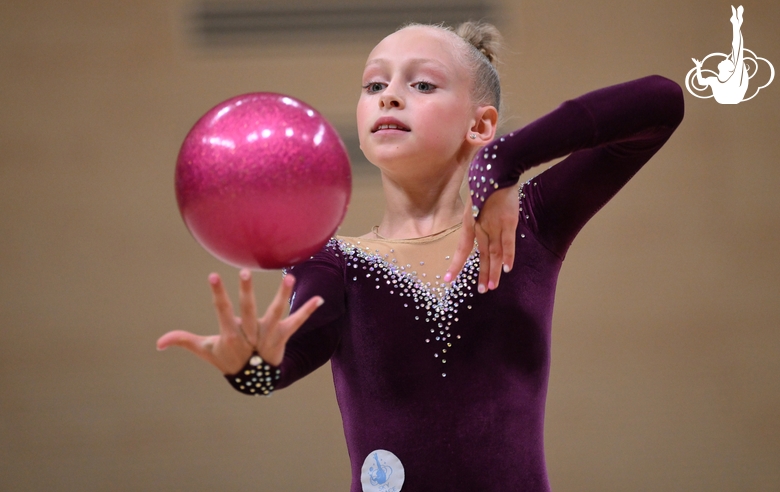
[[444, 185, 519, 292], [156, 270, 323, 374]]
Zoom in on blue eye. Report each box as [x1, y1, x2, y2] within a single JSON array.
[[363, 82, 385, 93], [413, 81, 435, 92]]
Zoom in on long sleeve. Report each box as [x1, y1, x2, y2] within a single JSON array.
[[468, 75, 684, 257], [274, 242, 347, 390]]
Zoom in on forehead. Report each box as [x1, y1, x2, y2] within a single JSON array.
[[365, 26, 465, 75]]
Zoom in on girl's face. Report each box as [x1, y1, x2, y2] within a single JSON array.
[[357, 27, 478, 176]]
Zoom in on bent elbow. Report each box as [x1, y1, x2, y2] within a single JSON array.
[[648, 74, 686, 129]]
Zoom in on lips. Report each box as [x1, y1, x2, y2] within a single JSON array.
[[372, 117, 410, 133]]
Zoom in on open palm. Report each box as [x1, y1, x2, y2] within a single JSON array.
[[157, 270, 323, 374]]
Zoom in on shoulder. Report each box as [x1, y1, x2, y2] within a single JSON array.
[[284, 236, 382, 280], [284, 238, 348, 277], [283, 239, 349, 311]]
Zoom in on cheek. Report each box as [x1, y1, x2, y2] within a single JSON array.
[[355, 99, 367, 127], [355, 99, 371, 145], [420, 100, 471, 138]]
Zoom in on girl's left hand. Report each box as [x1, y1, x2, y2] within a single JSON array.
[[444, 185, 519, 292]]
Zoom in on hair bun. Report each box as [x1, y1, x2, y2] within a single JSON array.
[[455, 21, 502, 65]]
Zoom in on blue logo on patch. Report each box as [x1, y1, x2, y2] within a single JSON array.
[[361, 449, 405, 492]]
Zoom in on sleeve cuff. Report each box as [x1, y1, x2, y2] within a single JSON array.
[[224, 352, 282, 396]]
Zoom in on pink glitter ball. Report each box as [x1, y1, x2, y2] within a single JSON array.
[[175, 93, 352, 269]]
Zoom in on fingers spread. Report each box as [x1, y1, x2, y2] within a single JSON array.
[[238, 269, 259, 345], [157, 330, 201, 351], [262, 274, 295, 332], [156, 330, 219, 364], [256, 275, 319, 366], [280, 295, 324, 341], [209, 273, 238, 336]]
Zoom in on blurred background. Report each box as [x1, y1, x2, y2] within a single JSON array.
[[1, 0, 778, 490]]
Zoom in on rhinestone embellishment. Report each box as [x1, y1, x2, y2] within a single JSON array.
[[227, 353, 281, 396], [332, 238, 480, 377]]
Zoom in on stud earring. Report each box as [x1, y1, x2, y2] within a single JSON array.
[[469, 133, 477, 139]]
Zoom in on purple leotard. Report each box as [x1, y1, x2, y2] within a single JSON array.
[[260, 75, 684, 491]]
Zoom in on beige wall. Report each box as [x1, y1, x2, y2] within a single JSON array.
[[1, 1, 779, 490]]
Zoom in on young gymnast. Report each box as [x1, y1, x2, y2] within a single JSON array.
[[158, 21, 684, 491]]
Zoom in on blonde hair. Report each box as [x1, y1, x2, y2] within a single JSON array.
[[400, 21, 503, 113]]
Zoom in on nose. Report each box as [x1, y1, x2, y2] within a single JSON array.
[[379, 85, 404, 109]]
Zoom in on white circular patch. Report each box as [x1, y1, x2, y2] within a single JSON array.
[[361, 449, 404, 492]]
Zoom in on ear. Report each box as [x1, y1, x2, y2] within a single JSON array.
[[467, 106, 499, 148]]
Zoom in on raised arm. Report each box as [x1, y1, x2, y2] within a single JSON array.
[[470, 75, 684, 213], [446, 75, 684, 287], [692, 58, 712, 87]]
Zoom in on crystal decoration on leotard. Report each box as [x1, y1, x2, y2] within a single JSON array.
[[332, 238, 480, 376], [284, 185, 533, 378], [468, 133, 515, 218]]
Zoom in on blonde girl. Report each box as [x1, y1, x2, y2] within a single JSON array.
[[159, 21, 684, 492]]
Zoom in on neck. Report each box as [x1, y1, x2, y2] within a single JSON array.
[[375, 162, 467, 239]]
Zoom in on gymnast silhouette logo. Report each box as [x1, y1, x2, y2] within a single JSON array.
[[685, 5, 774, 104], [369, 452, 392, 486], [361, 449, 405, 492]]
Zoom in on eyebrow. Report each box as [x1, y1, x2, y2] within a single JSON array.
[[364, 57, 451, 74]]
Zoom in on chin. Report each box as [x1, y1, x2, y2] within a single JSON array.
[[363, 146, 413, 167]]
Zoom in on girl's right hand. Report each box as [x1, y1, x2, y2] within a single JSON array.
[[444, 185, 519, 293], [156, 270, 324, 375]]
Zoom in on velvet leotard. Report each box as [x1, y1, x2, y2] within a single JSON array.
[[251, 75, 684, 491]]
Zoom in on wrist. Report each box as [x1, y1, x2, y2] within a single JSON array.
[[225, 352, 281, 396]]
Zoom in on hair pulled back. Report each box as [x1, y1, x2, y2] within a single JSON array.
[[400, 20, 503, 113], [454, 21, 502, 111]]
